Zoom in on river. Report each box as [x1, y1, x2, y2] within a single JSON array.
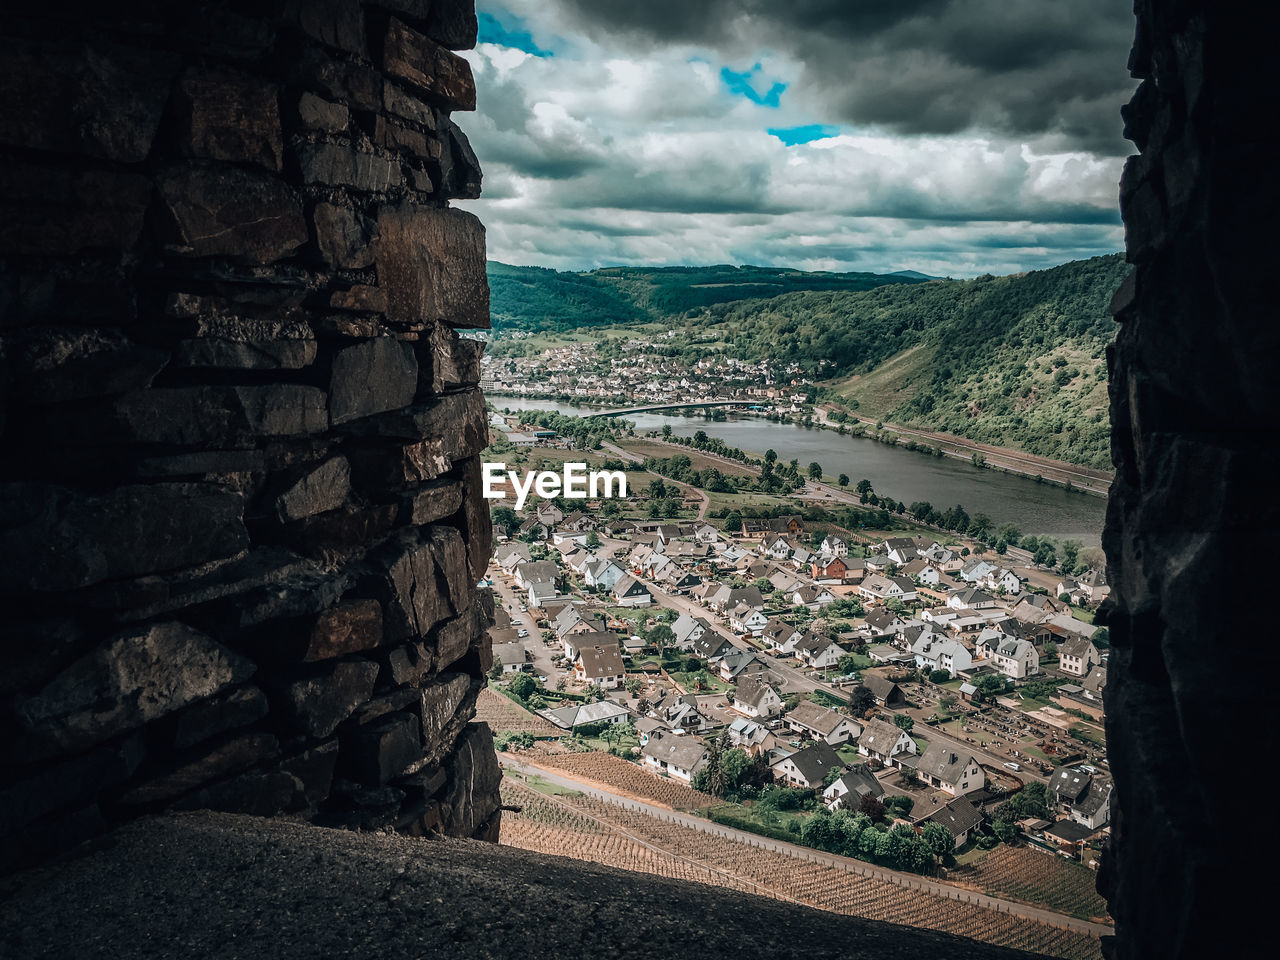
[[490, 397, 1106, 546]]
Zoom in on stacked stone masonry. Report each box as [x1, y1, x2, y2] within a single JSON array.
[[1104, 3, 1274, 959], [0, 0, 501, 870]]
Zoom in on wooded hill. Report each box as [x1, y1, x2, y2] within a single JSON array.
[[486, 255, 1129, 468]]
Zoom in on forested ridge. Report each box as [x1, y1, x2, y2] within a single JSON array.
[[487, 255, 1129, 468]]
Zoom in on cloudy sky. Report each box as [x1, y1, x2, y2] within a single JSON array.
[[456, 1, 1137, 277]]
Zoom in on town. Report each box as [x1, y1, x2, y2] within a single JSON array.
[[479, 419, 1113, 959]]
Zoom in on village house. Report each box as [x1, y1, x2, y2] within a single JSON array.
[[978, 633, 1040, 679], [741, 516, 803, 539], [611, 574, 653, 607], [879, 538, 921, 565], [726, 716, 777, 756], [514, 560, 558, 590], [1051, 767, 1112, 829], [1059, 636, 1101, 677], [948, 586, 998, 610], [728, 602, 770, 635], [910, 634, 974, 678], [862, 673, 906, 706], [491, 641, 527, 674], [669, 612, 710, 650], [901, 558, 941, 586], [915, 742, 985, 796], [823, 765, 884, 811], [785, 700, 861, 745], [858, 574, 918, 603], [811, 555, 848, 583], [717, 648, 766, 682], [561, 628, 615, 664], [820, 534, 849, 557], [659, 695, 712, 734], [641, 732, 708, 783], [858, 718, 917, 767], [918, 797, 984, 848], [573, 642, 626, 690], [543, 700, 630, 730], [771, 740, 843, 789], [690, 633, 734, 662], [793, 633, 848, 670], [760, 617, 803, 654], [583, 558, 626, 591], [732, 675, 783, 718], [791, 584, 838, 609]]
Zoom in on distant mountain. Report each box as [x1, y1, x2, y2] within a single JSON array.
[[887, 269, 941, 280], [487, 261, 923, 332]]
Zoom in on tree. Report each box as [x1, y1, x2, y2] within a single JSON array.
[[584, 684, 604, 703], [856, 478, 873, 497], [723, 510, 743, 532], [922, 823, 953, 860], [647, 624, 674, 648], [838, 473, 850, 487], [847, 684, 876, 717], [764, 449, 777, 464], [585, 531, 600, 549], [973, 674, 1010, 703], [487, 661, 503, 682], [808, 461, 823, 480], [886, 597, 907, 615], [662, 424, 672, 439], [858, 795, 886, 822], [647, 478, 667, 500], [1043, 640, 1058, 657], [928, 668, 951, 684], [1093, 626, 1110, 648], [490, 506, 520, 535], [892, 714, 914, 733], [508, 673, 536, 701]]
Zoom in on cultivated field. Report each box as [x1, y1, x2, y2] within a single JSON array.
[[947, 845, 1111, 922], [526, 751, 714, 809], [474, 688, 562, 737], [499, 778, 1103, 960]]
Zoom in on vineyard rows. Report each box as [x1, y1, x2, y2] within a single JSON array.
[[501, 776, 1102, 960], [948, 846, 1111, 922], [527, 752, 713, 809], [475, 688, 562, 736]]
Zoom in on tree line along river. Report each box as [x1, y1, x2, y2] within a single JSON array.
[[490, 397, 1106, 547]]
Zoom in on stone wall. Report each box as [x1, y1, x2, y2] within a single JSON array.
[[0, 0, 501, 870], [1104, 2, 1273, 958]]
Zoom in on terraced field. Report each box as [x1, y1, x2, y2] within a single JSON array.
[[526, 751, 713, 809], [475, 687, 562, 737], [947, 845, 1111, 922], [499, 778, 1103, 960]]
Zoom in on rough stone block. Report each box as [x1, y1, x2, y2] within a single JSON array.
[[339, 711, 422, 785], [375, 203, 489, 328], [311, 202, 378, 269], [6, 328, 168, 403], [329, 285, 388, 313], [15, 621, 255, 758], [174, 67, 283, 171], [172, 686, 270, 750], [381, 18, 477, 112], [286, 0, 365, 56], [304, 599, 383, 661], [375, 115, 438, 161], [283, 659, 379, 738], [329, 338, 419, 426], [458, 457, 493, 581], [419, 673, 472, 762], [370, 532, 453, 642], [0, 40, 172, 163], [0, 483, 248, 595], [168, 296, 317, 371], [421, 319, 484, 391], [297, 92, 350, 133], [438, 116, 482, 199], [279, 504, 401, 555], [430, 613, 476, 674], [171, 769, 298, 818], [116, 733, 279, 807], [0, 736, 144, 837], [295, 142, 403, 193], [386, 639, 433, 686], [427, 0, 480, 50], [383, 82, 437, 128], [109, 385, 328, 445], [306, 54, 383, 112], [440, 722, 501, 839], [280, 740, 340, 809], [156, 166, 307, 264], [408, 479, 464, 525], [273, 457, 351, 522]]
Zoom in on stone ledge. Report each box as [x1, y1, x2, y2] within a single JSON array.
[[0, 811, 1044, 960]]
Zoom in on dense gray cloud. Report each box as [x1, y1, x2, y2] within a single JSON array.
[[553, 0, 1136, 155], [455, 3, 1133, 275]]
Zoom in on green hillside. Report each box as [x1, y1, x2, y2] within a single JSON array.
[[703, 254, 1129, 468], [485, 254, 1129, 469], [487, 262, 922, 331]]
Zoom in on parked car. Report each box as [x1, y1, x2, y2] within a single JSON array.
[[1004, 761, 1021, 771], [517, 629, 529, 639]]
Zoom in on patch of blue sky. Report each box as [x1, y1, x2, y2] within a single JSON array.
[[767, 124, 840, 145], [477, 10, 553, 57], [721, 63, 787, 107]]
